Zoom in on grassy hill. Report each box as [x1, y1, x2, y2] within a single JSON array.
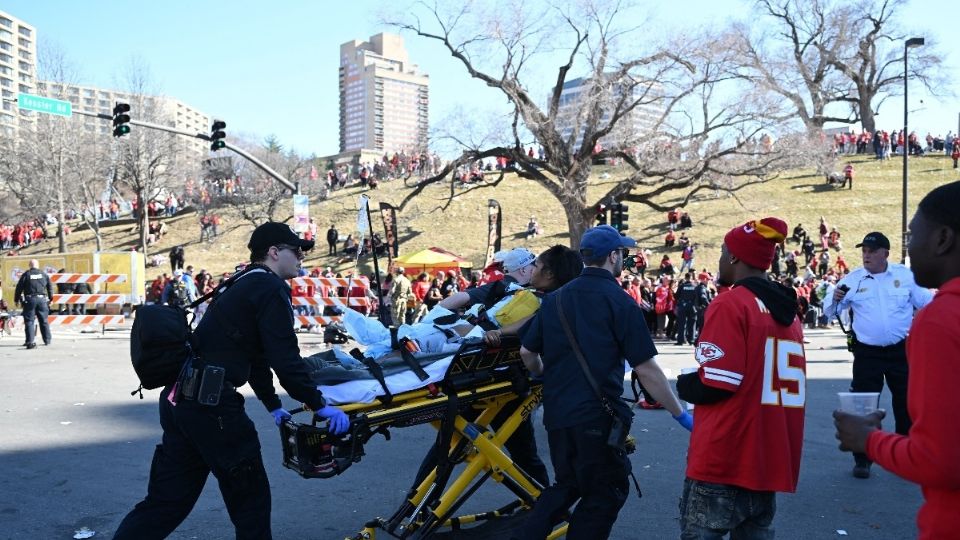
[[18, 153, 960, 280]]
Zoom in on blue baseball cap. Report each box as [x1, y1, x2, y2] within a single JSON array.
[[579, 225, 637, 257]]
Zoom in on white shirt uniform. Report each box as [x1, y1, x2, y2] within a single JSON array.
[[823, 263, 933, 346]]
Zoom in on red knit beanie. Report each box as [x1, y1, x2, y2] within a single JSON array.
[[723, 217, 788, 270]]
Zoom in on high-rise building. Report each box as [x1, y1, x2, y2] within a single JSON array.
[[0, 9, 37, 139], [339, 33, 429, 155], [554, 76, 664, 152]]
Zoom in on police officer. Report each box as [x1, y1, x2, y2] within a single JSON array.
[[13, 259, 52, 349], [824, 231, 932, 479], [518, 226, 691, 539], [113, 222, 350, 540], [674, 272, 699, 345]]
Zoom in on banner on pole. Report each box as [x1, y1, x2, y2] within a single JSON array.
[[379, 202, 399, 264], [292, 195, 309, 233], [484, 199, 502, 267]]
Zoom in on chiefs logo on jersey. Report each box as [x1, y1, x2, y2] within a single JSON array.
[[696, 341, 725, 364]]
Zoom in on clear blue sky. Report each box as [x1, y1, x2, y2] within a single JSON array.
[[3, 1, 956, 156]]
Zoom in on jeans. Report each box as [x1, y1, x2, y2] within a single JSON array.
[[679, 478, 776, 539]]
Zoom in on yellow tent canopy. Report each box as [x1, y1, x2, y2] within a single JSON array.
[[393, 247, 473, 274]]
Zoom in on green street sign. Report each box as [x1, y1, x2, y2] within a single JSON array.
[[17, 92, 72, 117]]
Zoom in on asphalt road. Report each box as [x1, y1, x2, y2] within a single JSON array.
[[0, 326, 920, 539]]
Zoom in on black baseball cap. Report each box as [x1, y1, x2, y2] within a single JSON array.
[[248, 222, 315, 252], [855, 232, 890, 250]]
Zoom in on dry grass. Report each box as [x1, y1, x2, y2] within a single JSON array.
[[18, 153, 959, 279]]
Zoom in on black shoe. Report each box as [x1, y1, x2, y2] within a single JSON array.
[[675, 341, 685, 346], [43, 342, 51, 346], [852, 464, 871, 479], [25, 343, 37, 350]]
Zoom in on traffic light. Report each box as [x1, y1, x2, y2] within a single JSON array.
[[595, 203, 608, 226], [210, 120, 227, 151], [616, 203, 629, 231], [112, 102, 131, 138]]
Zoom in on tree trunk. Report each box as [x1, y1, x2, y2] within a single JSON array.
[[859, 101, 876, 134], [560, 170, 592, 249], [137, 189, 149, 255]]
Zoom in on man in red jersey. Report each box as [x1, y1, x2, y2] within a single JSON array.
[[677, 217, 806, 539], [835, 181, 960, 539]]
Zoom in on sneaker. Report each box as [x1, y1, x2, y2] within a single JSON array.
[[25, 343, 37, 350], [852, 464, 871, 479], [638, 399, 663, 410]]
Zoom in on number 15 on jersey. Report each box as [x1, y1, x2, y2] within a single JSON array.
[[761, 337, 806, 407]]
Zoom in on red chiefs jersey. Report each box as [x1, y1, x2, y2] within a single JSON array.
[[686, 285, 806, 492]]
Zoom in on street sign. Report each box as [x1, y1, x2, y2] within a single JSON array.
[[17, 92, 72, 117]]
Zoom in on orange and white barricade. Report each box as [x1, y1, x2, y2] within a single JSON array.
[[289, 277, 372, 329], [47, 273, 129, 331], [51, 294, 127, 305], [294, 315, 343, 327], [47, 315, 126, 327], [50, 273, 127, 285]]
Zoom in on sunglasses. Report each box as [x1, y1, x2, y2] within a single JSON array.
[[275, 244, 304, 259]]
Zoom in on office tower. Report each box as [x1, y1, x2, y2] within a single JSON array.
[[339, 33, 429, 155]]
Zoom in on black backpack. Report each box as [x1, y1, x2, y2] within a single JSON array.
[[129, 265, 258, 398]]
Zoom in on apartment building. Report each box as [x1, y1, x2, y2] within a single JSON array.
[[0, 9, 37, 139], [554, 76, 664, 152], [339, 33, 429, 155]]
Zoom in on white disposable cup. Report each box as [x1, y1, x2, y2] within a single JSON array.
[[837, 392, 880, 415], [681, 368, 698, 412]]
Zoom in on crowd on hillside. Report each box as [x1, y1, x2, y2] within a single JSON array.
[[831, 128, 959, 159]]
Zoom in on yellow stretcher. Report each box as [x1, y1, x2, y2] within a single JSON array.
[[279, 337, 569, 539]]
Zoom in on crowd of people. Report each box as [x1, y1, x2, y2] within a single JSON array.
[[831, 128, 959, 160], [0, 220, 51, 251]]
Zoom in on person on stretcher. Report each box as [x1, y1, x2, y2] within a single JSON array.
[[335, 246, 583, 360]]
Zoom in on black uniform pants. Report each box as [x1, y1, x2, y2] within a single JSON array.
[[518, 418, 630, 540], [675, 305, 697, 345], [328, 241, 337, 255], [850, 339, 910, 467], [22, 296, 51, 345], [113, 388, 272, 540]]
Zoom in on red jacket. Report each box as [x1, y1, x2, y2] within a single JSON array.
[[867, 277, 960, 538]]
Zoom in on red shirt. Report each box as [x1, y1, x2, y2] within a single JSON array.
[[411, 280, 430, 302], [686, 285, 806, 492], [867, 277, 960, 539]]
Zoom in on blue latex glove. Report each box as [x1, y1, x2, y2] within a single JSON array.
[[673, 411, 694, 432], [316, 405, 350, 435], [270, 408, 291, 426]]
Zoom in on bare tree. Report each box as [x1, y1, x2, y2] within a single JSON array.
[[389, 0, 802, 246], [0, 43, 96, 253], [745, 0, 947, 134], [218, 135, 310, 227], [113, 58, 186, 255], [734, 0, 856, 131], [820, 0, 946, 133]]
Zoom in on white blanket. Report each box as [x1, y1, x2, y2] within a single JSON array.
[[319, 354, 456, 405]]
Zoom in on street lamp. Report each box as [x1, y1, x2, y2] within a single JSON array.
[[902, 36, 924, 264]]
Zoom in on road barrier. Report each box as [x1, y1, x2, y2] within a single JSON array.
[[47, 315, 126, 326], [289, 276, 371, 330], [46, 273, 129, 331], [50, 273, 127, 284]]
